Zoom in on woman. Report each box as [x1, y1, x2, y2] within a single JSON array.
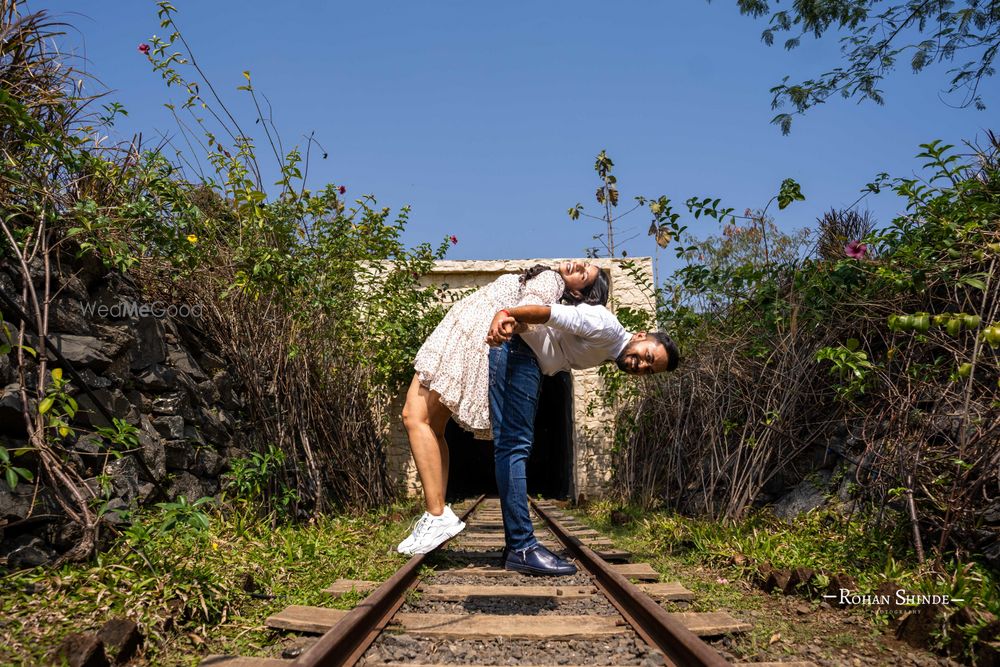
[[397, 261, 609, 555]]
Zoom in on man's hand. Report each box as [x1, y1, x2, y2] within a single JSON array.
[[486, 311, 516, 346]]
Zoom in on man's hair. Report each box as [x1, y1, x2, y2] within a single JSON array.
[[648, 331, 680, 372]]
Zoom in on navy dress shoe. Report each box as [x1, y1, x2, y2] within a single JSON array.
[[504, 544, 578, 576]]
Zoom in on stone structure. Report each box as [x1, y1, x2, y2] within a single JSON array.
[[386, 257, 656, 502]]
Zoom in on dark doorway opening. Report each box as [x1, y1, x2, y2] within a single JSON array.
[[445, 372, 573, 501]]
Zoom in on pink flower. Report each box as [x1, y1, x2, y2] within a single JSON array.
[[449, 235, 458, 245], [844, 240, 867, 259], [338, 185, 346, 195], [138, 43, 150, 55]]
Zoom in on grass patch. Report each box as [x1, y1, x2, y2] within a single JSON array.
[[572, 499, 1000, 661], [0, 500, 422, 666]]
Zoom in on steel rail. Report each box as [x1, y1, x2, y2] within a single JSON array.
[[292, 494, 486, 667], [530, 499, 730, 667]]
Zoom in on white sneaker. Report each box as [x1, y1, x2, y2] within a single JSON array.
[[397, 505, 465, 555], [396, 512, 432, 554]]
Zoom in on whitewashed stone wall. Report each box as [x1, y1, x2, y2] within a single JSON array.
[[387, 257, 656, 501]]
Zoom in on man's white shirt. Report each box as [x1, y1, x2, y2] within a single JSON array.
[[519, 303, 631, 376]]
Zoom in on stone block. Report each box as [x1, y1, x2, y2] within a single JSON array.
[[152, 415, 185, 440]]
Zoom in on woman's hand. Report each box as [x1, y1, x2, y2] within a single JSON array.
[[486, 311, 516, 346]]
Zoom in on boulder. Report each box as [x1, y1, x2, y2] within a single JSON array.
[[91, 323, 134, 360], [128, 316, 166, 370], [168, 471, 206, 502], [0, 483, 32, 521], [75, 388, 131, 429], [163, 441, 193, 471], [197, 406, 229, 444], [137, 417, 166, 481], [152, 415, 185, 440], [133, 364, 178, 392], [193, 448, 223, 477], [0, 383, 29, 436], [771, 470, 833, 520], [47, 297, 93, 335], [105, 456, 141, 503], [51, 632, 109, 667], [3, 535, 56, 568], [76, 368, 113, 390], [97, 618, 143, 665], [199, 351, 227, 374], [151, 392, 189, 417], [44, 333, 113, 372], [167, 345, 208, 382]]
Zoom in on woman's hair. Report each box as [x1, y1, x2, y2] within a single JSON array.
[[520, 264, 610, 307]]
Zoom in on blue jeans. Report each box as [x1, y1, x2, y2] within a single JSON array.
[[489, 335, 542, 551]]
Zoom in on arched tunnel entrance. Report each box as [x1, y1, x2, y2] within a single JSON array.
[[445, 372, 573, 500]]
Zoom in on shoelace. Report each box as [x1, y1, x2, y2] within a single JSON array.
[[411, 513, 437, 539]]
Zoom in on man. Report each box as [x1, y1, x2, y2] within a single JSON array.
[[486, 302, 678, 575]]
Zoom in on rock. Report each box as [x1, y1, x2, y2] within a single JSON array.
[[100, 497, 130, 526], [129, 316, 167, 371], [785, 567, 817, 595], [896, 605, 946, 648], [75, 388, 131, 429], [105, 457, 141, 503], [48, 297, 93, 335], [182, 423, 205, 445], [196, 379, 220, 405], [44, 333, 113, 371], [52, 632, 110, 667], [54, 266, 90, 301], [4, 535, 56, 568], [152, 392, 189, 417], [73, 434, 106, 475], [97, 618, 142, 664], [212, 370, 243, 411], [197, 406, 229, 444], [0, 351, 14, 386], [164, 441, 193, 471], [0, 484, 32, 521], [168, 472, 206, 502], [91, 323, 134, 359], [133, 364, 178, 392], [825, 573, 858, 606], [764, 568, 791, 594], [167, 345, 208, 382], [193, 448, 223, 477], [76, 368, 113, 390], [771, 470, 833, 520], [0, 383, 29, 436], [137, 418, 166, 481], [152, 415, 185, 440], [199, 351, 226, 374]]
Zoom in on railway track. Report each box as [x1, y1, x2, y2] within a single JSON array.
[[203, 497, 817, 667]]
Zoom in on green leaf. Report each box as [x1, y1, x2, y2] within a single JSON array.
[[38, 396, 54, 415], [5, 468, 17, 491]]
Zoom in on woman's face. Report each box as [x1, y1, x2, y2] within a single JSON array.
[[559, 261, 599, 295]]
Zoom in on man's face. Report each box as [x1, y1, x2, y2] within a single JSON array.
[[615, 333, 670, 375]]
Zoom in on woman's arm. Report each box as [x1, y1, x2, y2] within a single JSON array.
[[486, 305, 552, 345]]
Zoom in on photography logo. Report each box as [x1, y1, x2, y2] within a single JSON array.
[[825, 588, 964, 614]]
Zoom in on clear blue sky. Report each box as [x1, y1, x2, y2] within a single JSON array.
[[36, 1, 996, 278]]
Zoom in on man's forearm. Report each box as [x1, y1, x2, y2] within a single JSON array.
[[507, 305, 551, 324]]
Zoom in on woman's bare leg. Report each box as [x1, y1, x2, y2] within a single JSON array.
[[402, 374, 452, 515]]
